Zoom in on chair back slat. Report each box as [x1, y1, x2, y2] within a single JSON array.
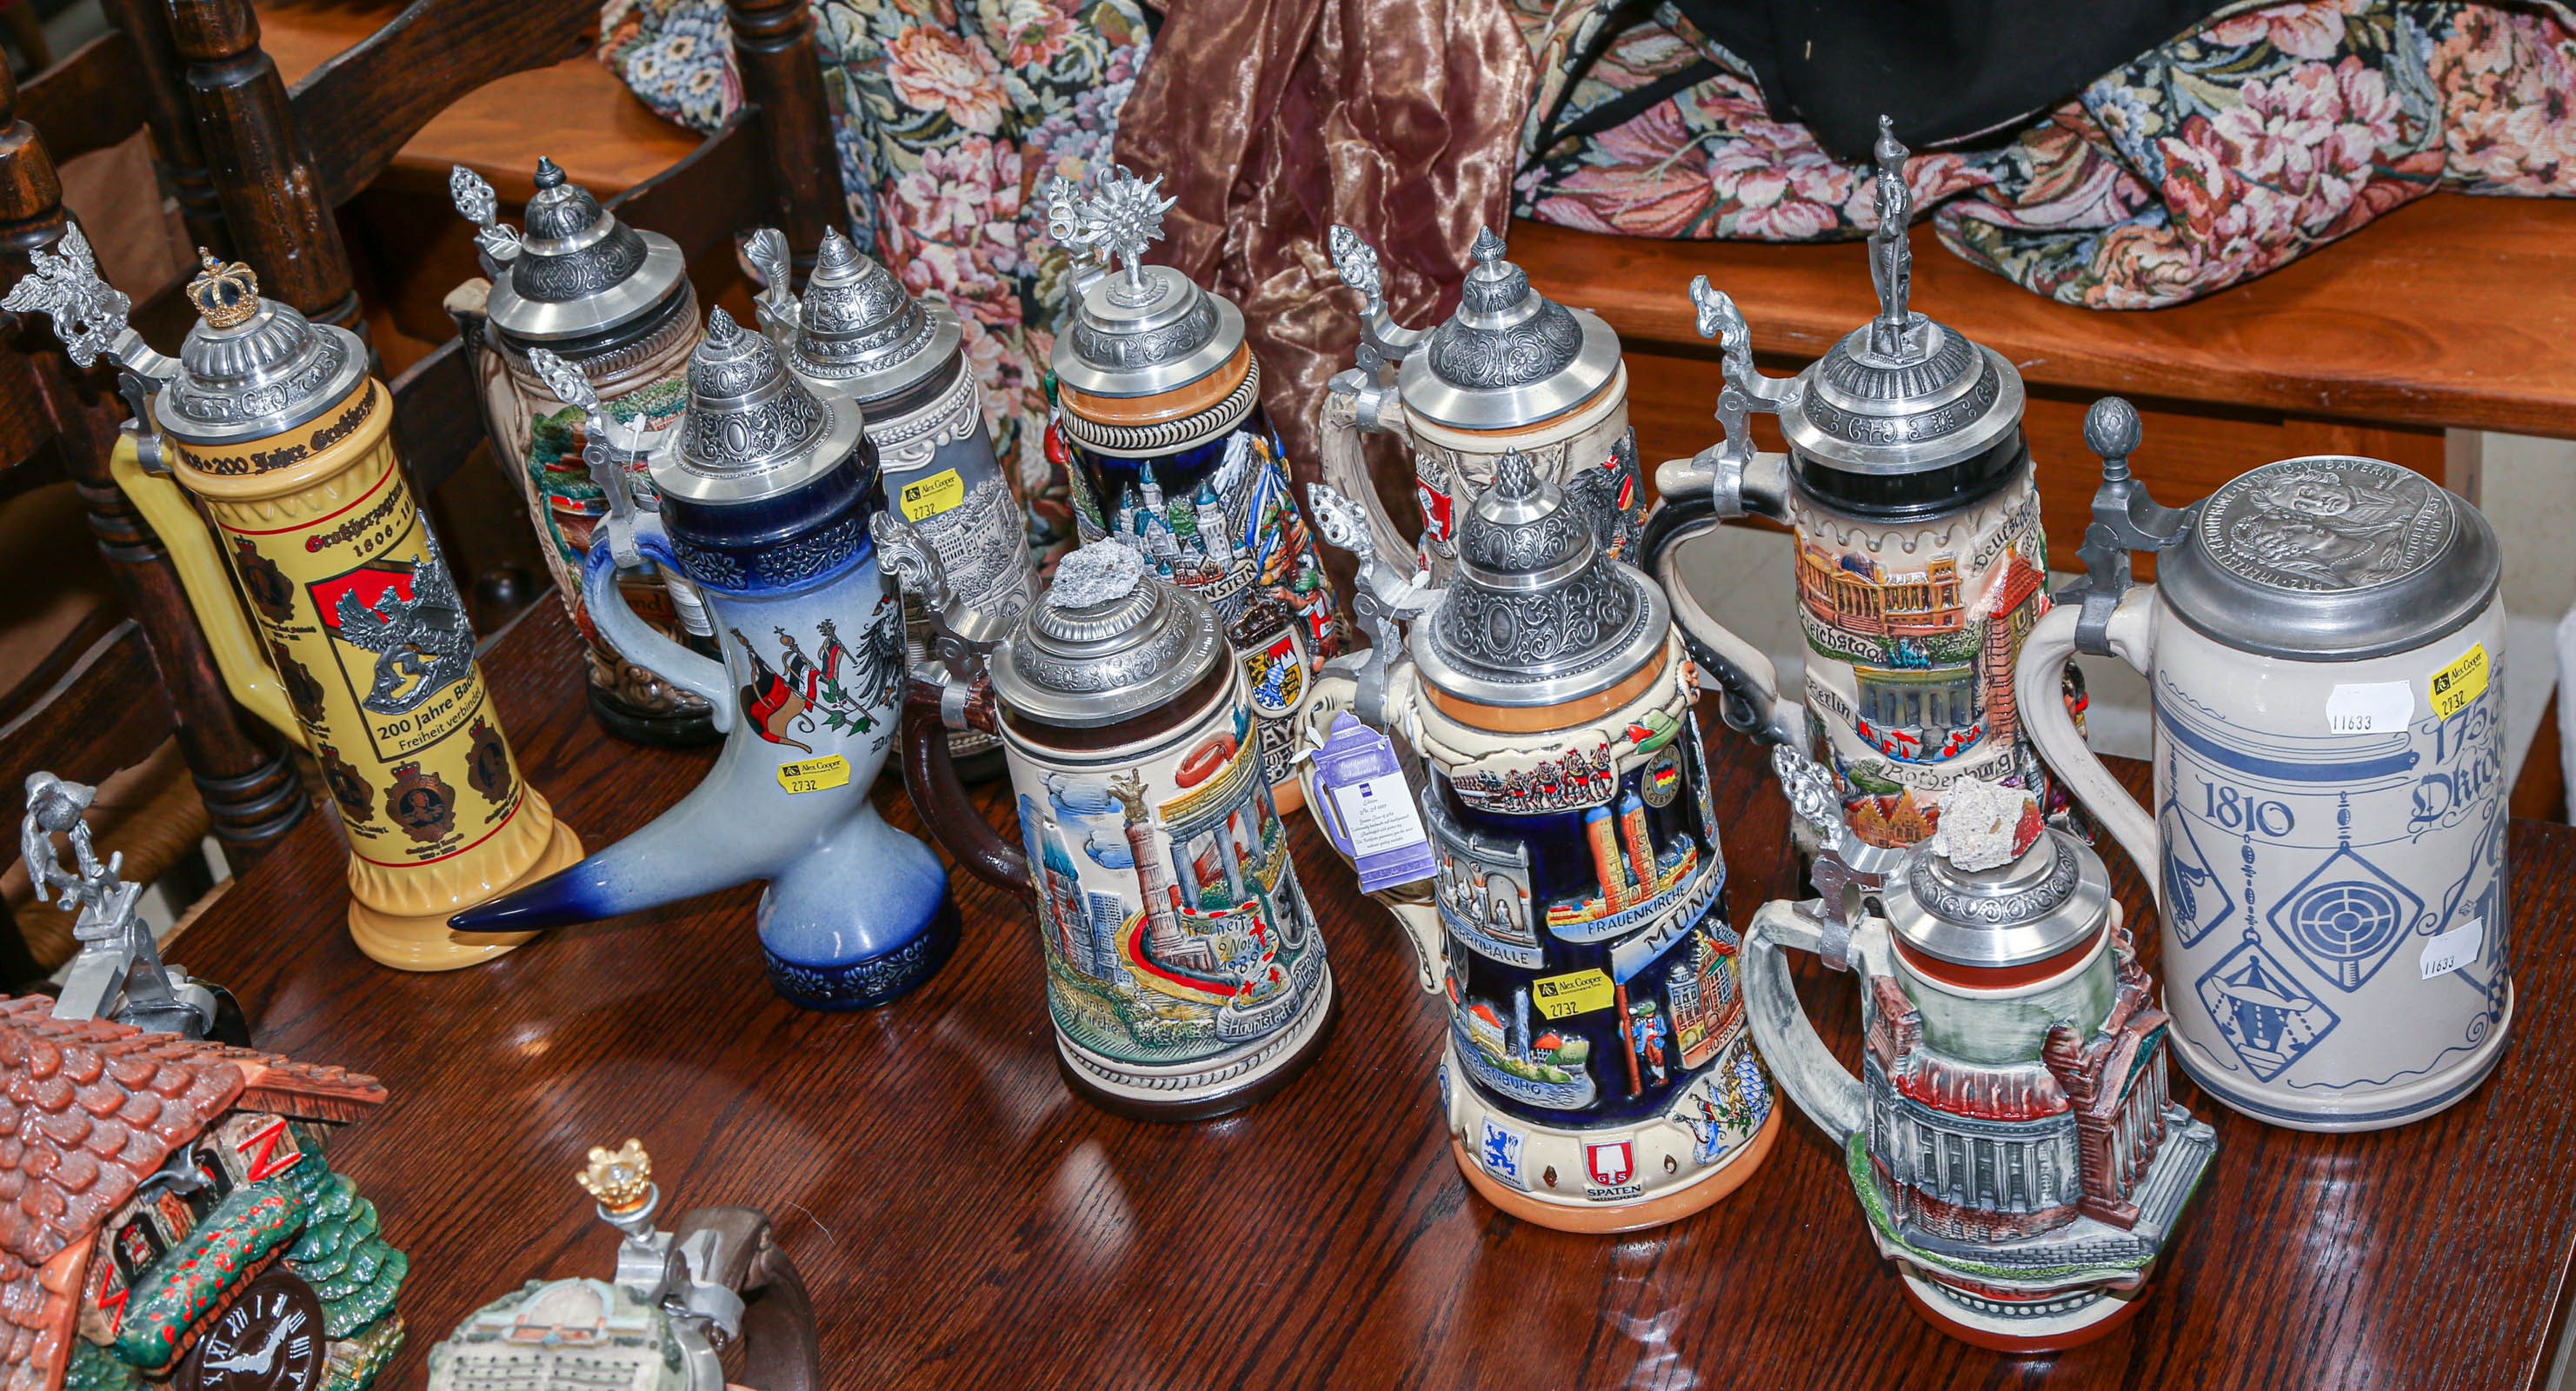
[[290, 0, 597, 209], [0, 620, 179, 832], [17, 33, 150, 167], [388, 335, 482, 499]]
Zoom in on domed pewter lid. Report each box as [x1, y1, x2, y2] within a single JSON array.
[[451, 157, 689, 346], [778, 230, 955, 402], [989, 543, 1227, 728], [156, 255, 369, 446], [1875, 789, 2111, 969], [2158, 455, 2500, 662], [646, 309, 868, 506], [1397, 227, 1621, 432], [1414, 450, 1668, 709], [1043, 167, 1243, 400], [1777, 120, 2020, 481]]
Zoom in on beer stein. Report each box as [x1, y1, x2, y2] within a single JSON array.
[[450, 309, 959, 1010], [1041, 167, 1348, 809], [1645, 117, 2058, 854], [1743, 749, 2215, 1351], [1298, 453, 1777, 1232], [1322, 224, 1643, 580], [2018, 400, 2510, 1131], [449, 158, 716, 746], [3, 232, 583, 970], [429, 1140, 817, 1391], [747, 225, 1038, 778], [884, 532, 1337, 1120]]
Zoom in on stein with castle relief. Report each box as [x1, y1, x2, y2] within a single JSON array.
[[2019, 400, 2510, 1131], [1745, 750, 2216, 1351], [449, 157, 716, 746], [4, 236, 583, 969], [1298, 453, 1776, 1232], [1646, 118, 2064, 858], [1042, 167, 1348, 809]]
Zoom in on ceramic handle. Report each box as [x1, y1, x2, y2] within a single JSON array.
[[2016, 596, 2158, 894], [1643, 502, 1795, 748], [582, 523, 734, 729], [1315, 389, 1414, 568], [901, 681, 1029, 894], [1741, 900, 1867, 1144], [107, 435, 303, 744]]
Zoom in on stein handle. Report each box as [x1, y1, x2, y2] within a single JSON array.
[[1316, 386, 1416, 569], [583, 522, 734, 729], [900, 678, 1029, 894], [1741, 899, 1868, 1144], [107, 434, 304, 744], [2017, 595, 2159, 892], [1642, 489, 1798, 749]]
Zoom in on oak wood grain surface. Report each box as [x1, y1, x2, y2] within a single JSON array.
[[1512, 196, 2576, 442], [159, 603, 2576, 1390]]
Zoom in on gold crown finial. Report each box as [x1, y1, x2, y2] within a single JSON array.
[[576, 1138, 653, 1213], [186, 249, 260, 329]]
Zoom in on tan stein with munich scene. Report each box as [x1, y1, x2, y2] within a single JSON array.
[[6, 236, 583, 970]]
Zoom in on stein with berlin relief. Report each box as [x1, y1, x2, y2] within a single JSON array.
[[2019, 399, 2510, 1131]]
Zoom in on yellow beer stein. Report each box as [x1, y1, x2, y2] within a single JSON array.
[[5, 230, 582, 969]]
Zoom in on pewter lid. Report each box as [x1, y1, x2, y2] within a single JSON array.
[[989, 543, 1227, 728], [1413, 450, 1668, 708], [1877, 828, 2111, 970], [2158, 455, 2500, 662], [783, 230, 957, 402], [156, 256, 369, 445], [1398, 227, 1621, 432], [1778, 119, 2021, 477], [473, 158, 689, 345], [1044, 168, 1243, 399], [645, 309, 868, 505]]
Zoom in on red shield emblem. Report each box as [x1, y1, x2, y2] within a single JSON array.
[[1415, 482, 1454, 541], [1586, 1139, 1634, 1188]]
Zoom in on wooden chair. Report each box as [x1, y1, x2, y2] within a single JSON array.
[[0, 0, 852, 976]]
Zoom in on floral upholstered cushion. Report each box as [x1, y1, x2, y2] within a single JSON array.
[[1514, 0, 2576, 307], [599, 0, 1155, 558]]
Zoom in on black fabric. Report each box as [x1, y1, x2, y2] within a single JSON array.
[[1665, 0, 2233, 157]]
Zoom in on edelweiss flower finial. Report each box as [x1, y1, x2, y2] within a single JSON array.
[[1045, 164, 1178, 305]]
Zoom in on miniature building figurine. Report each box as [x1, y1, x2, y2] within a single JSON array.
[[426, 1140, 816, 1391], [0, 998, 404, 1391]]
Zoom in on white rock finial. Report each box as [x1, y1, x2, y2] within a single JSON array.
[[1927, 777, 2031, 873]]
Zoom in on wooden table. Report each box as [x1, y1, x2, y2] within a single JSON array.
[[161, 603, 2576, 1388]]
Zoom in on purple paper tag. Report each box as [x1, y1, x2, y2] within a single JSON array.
[[1311, 714, 1436, 893]]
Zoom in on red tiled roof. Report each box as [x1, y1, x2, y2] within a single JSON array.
[[1894, 1052, 2072, 1123], [0, 997, 384, 1391]]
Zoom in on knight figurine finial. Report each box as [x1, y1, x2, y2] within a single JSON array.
[[25, 770, 223, 1035], [1867, 114, 1914, 356]]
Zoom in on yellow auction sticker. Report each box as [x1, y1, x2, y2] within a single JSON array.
[[1531, 968, 1615, 1020], [2429, 642, 2490, 722], [898, 469, 965, 522], [776, 755, 851, 795]]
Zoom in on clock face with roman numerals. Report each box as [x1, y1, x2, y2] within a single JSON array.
[[178, 1268, 324, 1391]]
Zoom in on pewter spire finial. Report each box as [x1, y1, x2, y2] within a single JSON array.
[[534, 156, 567, 190], [1470, 226, 1507, 268], [815, 228, 858, 272], [704, 306, 742, 345], [1492, 448, 1538, 497], [2084, 396, 2142, 483], [1867, 115, 1914, 356]]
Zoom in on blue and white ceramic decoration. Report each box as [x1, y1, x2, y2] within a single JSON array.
[[450, 310, 957, 1009], [2020, 401, 2509, 1132]]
